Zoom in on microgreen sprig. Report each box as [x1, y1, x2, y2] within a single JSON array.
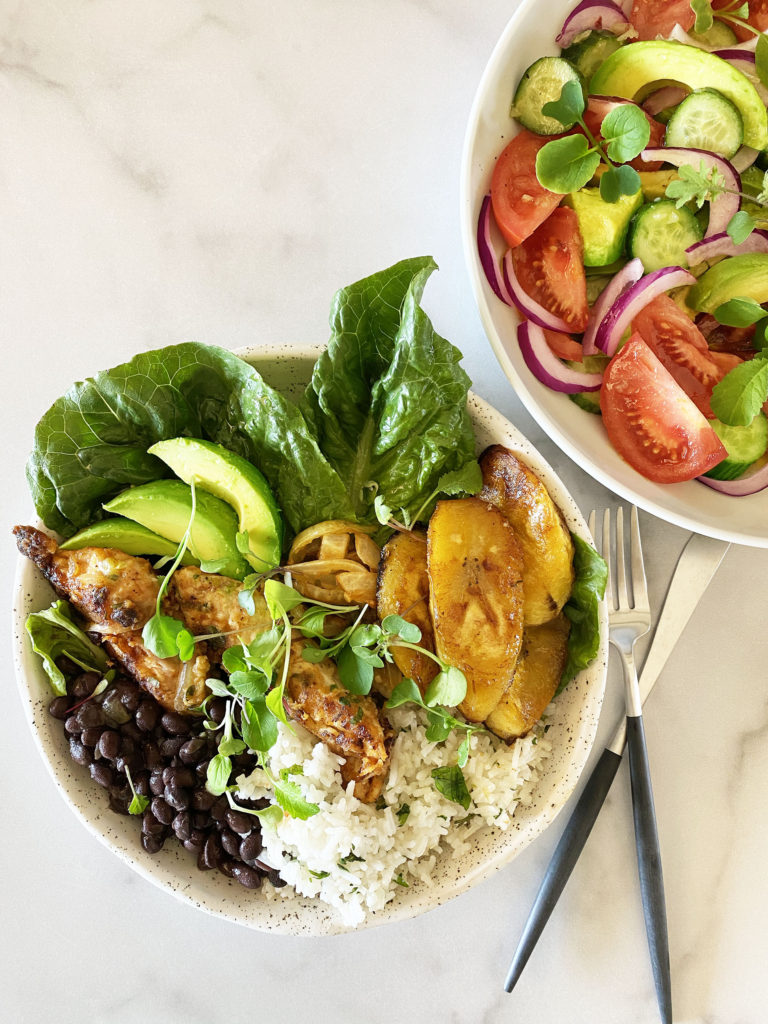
[[691, 2, 768, 90]]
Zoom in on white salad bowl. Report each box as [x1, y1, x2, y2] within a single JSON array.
[[11, 342, 607, 936], [460, 0, 768, 548]]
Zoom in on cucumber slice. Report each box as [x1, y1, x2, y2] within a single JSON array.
[[688, 22, 738, 49], [569, 391, 602, 414], [565, 356, 609, 415], [561, 30, 622, 82], [512, 57, 584, 135], [704, 412, 768, 480], [628, 201, 703, 273], [665, 88, 744, 159]]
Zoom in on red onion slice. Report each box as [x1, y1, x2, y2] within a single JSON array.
[[502, 250, 571, 333], [713, 48, 768, 104], [477, 194, 513, 305], [555, 0, 630, 49], [518, 320, 603, 393], [641, 147, 741, 237], [687, 229, 768, 262], [698, 459, 768, 496], [642, 85, 687, 117], [732, 145, 760, 172], [583, 258, 644, 356], [594, 266, 697, 356]]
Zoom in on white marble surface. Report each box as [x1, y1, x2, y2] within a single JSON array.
[[1, 2, 767, 1022]]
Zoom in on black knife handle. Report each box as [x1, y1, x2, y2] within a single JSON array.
[[626, 714, 672, 1024], [504, 746, 623, 993]]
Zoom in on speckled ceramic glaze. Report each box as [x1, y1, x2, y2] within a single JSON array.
[[460, 0, 768, 548], [11, 343, 608, 936]]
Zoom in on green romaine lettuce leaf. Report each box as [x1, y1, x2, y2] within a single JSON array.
[[557, 533, 608, 693], [26, 600, 108, 696]]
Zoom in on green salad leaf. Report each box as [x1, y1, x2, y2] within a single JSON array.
[[25, 600, 108, 696], [557, 533, 608, 694], [710, 355, 768, 426]]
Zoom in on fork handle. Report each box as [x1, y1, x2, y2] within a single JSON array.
[[626, 714, 673, 1024], [504, 746, 623, 993]]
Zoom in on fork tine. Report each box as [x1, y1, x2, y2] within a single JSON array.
[[630, 505, 650, 612], [602, 508, 615, 610], [615, 506, 630, 609]]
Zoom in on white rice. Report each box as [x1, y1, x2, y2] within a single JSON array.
[[236, 707, 552, 926]]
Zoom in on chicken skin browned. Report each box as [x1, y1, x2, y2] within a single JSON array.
[[14, 525, 209, 713], [167, 567, 272, 654], [284, 640, 393, 803]]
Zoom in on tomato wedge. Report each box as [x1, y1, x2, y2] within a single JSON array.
[[490, 130, 565, 248], [601, 334, 727, 483], [583, 98, 666, 171], [630, 0, 694, 40], [713, 0, 768, 39], [544, 329, 584, 361], [510, 208, 590, 332]]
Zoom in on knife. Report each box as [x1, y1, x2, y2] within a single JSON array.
[[504, 532, 730, 996]]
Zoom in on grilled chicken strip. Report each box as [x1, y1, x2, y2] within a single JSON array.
[[284, 640, 393, 803], [14, 525, 209, 713], [167, 567, 272, 654]]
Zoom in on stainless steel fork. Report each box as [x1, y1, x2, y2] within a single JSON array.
[[591, 506, 672, 1024]]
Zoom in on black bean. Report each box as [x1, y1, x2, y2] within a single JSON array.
[[133, 771, 150, 797], [160, 736, 184, 759], [142, 741, 164, 771], [141, 833, 165, 854], [231, 753, 254, 771], [71, 671, 101, 699], [179, 737, 206, 764], [149, 771, 165, 796], [75, 704, 105, 730], [141, 811, 165, 838], [100, 687, 132, 726], [119, 686, 141, 713], [89, 761, 113, 788], [81, 726, 103, 748], [172, 811, 192, 842], [120, 720, 144, 743], [164, 784, 190, 812], [151, 797, 175, 826], [225, 809, 253, 836], [239, 833, 263, 865], [210, 796, 229, 822], [192, 788, 216, 812], [108, 784, 131, 815], [218, 859, 236, 879], [69, 738, 91, 767], [161, 712, 191, 736], [64, 715, 81, 736], [191, 811, 209, 830], [97, 730, 120, 761], [200, 834, 221, 870], [195, 759, 211, 779], [220, 828, 241, 858], [135, 701, 160, 733], [48, 696, 72, 720], [163, 766, 195, 789], [231, 864, 262, 890], [268, 872, 287, 889], [183, 830, 205, 851]]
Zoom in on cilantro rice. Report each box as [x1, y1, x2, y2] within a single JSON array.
[[236, 706, 552, 926]]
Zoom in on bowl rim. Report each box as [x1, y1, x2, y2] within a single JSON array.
[[459, 0, 768, 549], [11, 340, 608, 935]]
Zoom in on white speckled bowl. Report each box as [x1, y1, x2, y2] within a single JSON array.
[[460, 0, 768, 548], [11, 343, 608, 935]]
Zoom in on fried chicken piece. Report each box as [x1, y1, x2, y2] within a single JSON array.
[[167, 567, 272, 654], [284, 640, 393, 803], [103, 632, 210, 712], [13, 525, 160, 631]]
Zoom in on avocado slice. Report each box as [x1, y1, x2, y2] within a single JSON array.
[[148, 438, 283, 572], [103, 480, 250, 579], [60, 517, 197, 564], [688, 254, 768, 312], [563, 186, 642, 266], [590, 42, 768, 150]]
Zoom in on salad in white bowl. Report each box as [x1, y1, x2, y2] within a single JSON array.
[[463, 0, 768, 545]]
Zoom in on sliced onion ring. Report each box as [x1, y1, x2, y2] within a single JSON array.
[[642, 85, 687, 117], [503, 249, 571, 333], [713, 48, 768, 103], [583, 258, 644, 356], [687, 229, 768, 263], [594, 266, 697, 356], [732, 146, 760, 172], [477, 194, 513, 305], [698, 459, 768, 496], [555, 0, 630, 49], [518, 320, 603, 393], [640, 147, 741, 237]]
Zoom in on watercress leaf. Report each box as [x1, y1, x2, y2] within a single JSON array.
[[241, 697, 279, 752], [128, 792, 150, 815], [714, 296, 766, 328], [271, 776, 320, 820], [176, 628, 195, 663], [264, 579, 304, 618], [266, 682, 289, 725], [205, 677, 233, 698], [424, 665, 467, 708], [425, 709, 453, 743], [710, 355, 768, 425], [237, 586, 257, 616], [535, 136, 601, 195], [457, 733, 471, 769], [206, 753, 232, 796], [540, 79, 585, 128], [337, 644, 374, 695], [435, 460, 483, 497], [198, 557, 231, 574], [222, 646, 247, 674], [349, 624, 382, 649], [431, 765, 471, 810], [25, 599, 108, 697], [385, 677, 423, 708], [690, 0, 714, 34], [241, 626, 282, 671], [301, 645, 330, 663], [255, 804, 284, 829], [297, 606, 333, 636], [559, 534, 608, 692], [229, 669, 270, 700], [757, 32, 768, 92], [350, 647, 384, 668], [142, 613, 187, 660], [374, 494, 393, 526], [727, 210, 756, 246], [600, 163, 641, 204], [235, 529, 251, 557], [601, 105, 651, 163], [381, 613, 422, 643], [218, 734, 247, 757], [753, 317, 768, 352]]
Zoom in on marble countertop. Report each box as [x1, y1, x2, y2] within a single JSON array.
[[1, 2, 766, 1022]]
